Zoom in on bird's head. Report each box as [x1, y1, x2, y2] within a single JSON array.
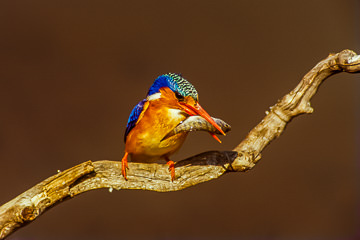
[[147, 73, 225, 136]]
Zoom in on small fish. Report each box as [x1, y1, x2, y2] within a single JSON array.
[[163, 116, 231, 141]]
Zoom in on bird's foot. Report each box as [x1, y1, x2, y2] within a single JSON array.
[[166, 160, 175, 182], [121, 152, 129, 180]]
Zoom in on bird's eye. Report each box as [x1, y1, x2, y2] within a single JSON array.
[[175, 91, 184, 101]]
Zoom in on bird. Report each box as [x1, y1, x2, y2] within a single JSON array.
[[121, 73, 226, 181]]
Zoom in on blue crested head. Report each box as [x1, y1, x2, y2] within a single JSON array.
[[147, 73, 198, 101]]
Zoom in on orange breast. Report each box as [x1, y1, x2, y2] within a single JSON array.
[[125, 93, 188, 163]]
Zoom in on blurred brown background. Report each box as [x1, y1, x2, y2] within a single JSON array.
[[0, 0, 359, 239]]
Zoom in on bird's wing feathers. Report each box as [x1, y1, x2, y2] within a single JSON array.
[[124, 99, 149, 142]]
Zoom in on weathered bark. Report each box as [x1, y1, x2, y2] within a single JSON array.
[[0, 49, 359, 239]]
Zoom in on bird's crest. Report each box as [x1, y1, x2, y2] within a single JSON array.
[[147, 73, 198, 101]]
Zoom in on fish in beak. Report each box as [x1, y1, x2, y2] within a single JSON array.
[[179, 102, 226, 142]]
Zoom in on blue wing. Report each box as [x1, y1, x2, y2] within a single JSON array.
[[124, 99, 146, 142]]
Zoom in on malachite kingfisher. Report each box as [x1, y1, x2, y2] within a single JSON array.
[[121, 73, 226, 181]]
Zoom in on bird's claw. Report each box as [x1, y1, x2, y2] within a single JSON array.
[[121, 152, 129, 180], [166, 160, 175, 182]]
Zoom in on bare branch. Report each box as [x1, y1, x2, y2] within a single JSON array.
[[0, 49, 359, 239]]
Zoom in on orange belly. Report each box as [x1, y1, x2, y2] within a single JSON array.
[[125, 104, 188, 163]]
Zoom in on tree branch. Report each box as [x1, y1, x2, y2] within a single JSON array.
[[1, 49, 359, 239]]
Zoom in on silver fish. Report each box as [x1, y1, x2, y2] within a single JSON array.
[[163, 116, 231, 140]]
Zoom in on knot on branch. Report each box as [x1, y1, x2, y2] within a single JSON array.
[[336, 49, 360, 72], [20, 206, 38, 222], [270, 105, 294, 123], [230, 151, 260, 172]]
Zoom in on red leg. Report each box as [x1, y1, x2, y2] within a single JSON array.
[[165, 157, 175, 182], [121, 152, 129, 180]]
